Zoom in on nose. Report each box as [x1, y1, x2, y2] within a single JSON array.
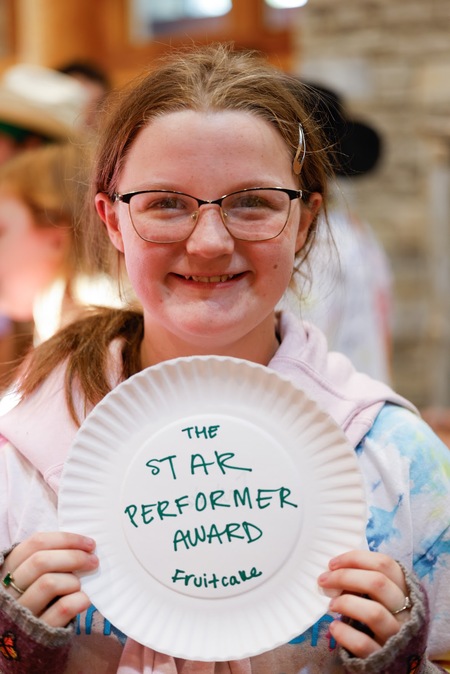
[[185, 205, 235, 257]]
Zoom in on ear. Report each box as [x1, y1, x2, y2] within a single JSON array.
[[95, 192, 125, 253], [295, 192, 322, 253]]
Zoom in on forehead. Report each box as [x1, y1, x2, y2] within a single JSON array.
[[119, 110, 293, 189]]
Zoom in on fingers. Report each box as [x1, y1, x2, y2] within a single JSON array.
[[12, 548, 98, 592], [39, 590, 91, 627], [2, 531, 98, 627], [328, 614, 382, 659], [319, 567, 406, 614], [5, 532, 96, 570], [318, 550, 412, 656], [319, 550, 408, 611], [329, 593, 401, 654], [327, 550, 407, 592], [40, 590, 93, 629]]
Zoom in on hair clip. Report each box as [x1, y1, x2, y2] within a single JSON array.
[[293, 123, 306, 175]]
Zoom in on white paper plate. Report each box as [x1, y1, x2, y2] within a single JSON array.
[[58, 355, 366, 661]]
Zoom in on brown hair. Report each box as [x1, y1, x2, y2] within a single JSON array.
[[87, 43, 330, 269], [17, 43, 333, 422]]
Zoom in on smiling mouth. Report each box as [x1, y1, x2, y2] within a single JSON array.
[[182, 274, 237, 283]]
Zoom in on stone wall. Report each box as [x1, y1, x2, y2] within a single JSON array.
[[293, 0, 450, 407]]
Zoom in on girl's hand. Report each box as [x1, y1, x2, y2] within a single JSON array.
[[318, 550, 412, 658], [2, 532, 98, 628]]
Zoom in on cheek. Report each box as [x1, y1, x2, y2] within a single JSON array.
[[115, 231, 139, 281], [121, 244, 162, 299], [261, 240, 296, 295], [278, 230, 299, 270], [123, 254, 145, 291], [269, 253, 293, 276]]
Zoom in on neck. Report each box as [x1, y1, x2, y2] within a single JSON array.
[[140, 316, 280, 369]]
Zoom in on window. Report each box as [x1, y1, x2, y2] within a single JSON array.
[[130, 0, 232, 40], [265, 0, 308, 7], [123, 0, 305, 73], [263, 0, 308, 30]]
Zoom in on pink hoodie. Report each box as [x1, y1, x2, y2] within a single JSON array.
[[0, 312, 416, 673]]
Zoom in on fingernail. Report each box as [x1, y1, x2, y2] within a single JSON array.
[[318, 572, 330, 584]]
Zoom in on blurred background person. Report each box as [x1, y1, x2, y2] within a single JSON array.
[[0, 63, 91, 378], [57, 59, 112, 130], [280, 80, 393, 382], [0, 63, 89, 163], [0, 142, 128, 392]]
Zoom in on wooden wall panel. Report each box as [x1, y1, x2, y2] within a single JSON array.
[[1, 0, 297, 81]]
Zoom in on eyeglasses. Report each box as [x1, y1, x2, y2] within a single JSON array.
[[113, 187, 303, 243]]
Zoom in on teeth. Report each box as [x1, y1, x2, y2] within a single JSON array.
[[184, 274, 235, 283]]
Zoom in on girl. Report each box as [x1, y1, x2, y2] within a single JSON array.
[[0, 44, 448, 674]]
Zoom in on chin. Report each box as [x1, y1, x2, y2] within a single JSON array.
[[176, 322, 240, 350]]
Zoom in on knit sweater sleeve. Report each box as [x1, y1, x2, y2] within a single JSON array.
[[339, 566, 447, 673], [0, 547, 73, 674]]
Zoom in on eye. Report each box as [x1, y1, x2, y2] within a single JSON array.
[[134, 193, 190, 213], [225, 191, 281, 219], [230, 194, 270, 209]]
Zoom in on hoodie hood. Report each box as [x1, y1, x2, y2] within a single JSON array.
[[0, 311, 416, 494], [269, 312, 416, 447]]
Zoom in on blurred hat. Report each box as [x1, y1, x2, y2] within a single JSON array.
[[304, 82, 382, 177], [0, 64, 89, 141]]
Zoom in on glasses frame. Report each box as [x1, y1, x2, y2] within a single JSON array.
[[113, 186, 303, 243]]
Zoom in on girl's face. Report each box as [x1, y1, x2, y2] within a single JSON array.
[[0, 191, 67, 320], [97, 110, 321, 364]]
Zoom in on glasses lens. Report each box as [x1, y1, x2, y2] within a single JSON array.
[[223, 189, 291, 241], [128, 191, 197, 242]]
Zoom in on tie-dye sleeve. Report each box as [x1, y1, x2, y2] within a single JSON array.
[[357, 403, 450, 666]]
